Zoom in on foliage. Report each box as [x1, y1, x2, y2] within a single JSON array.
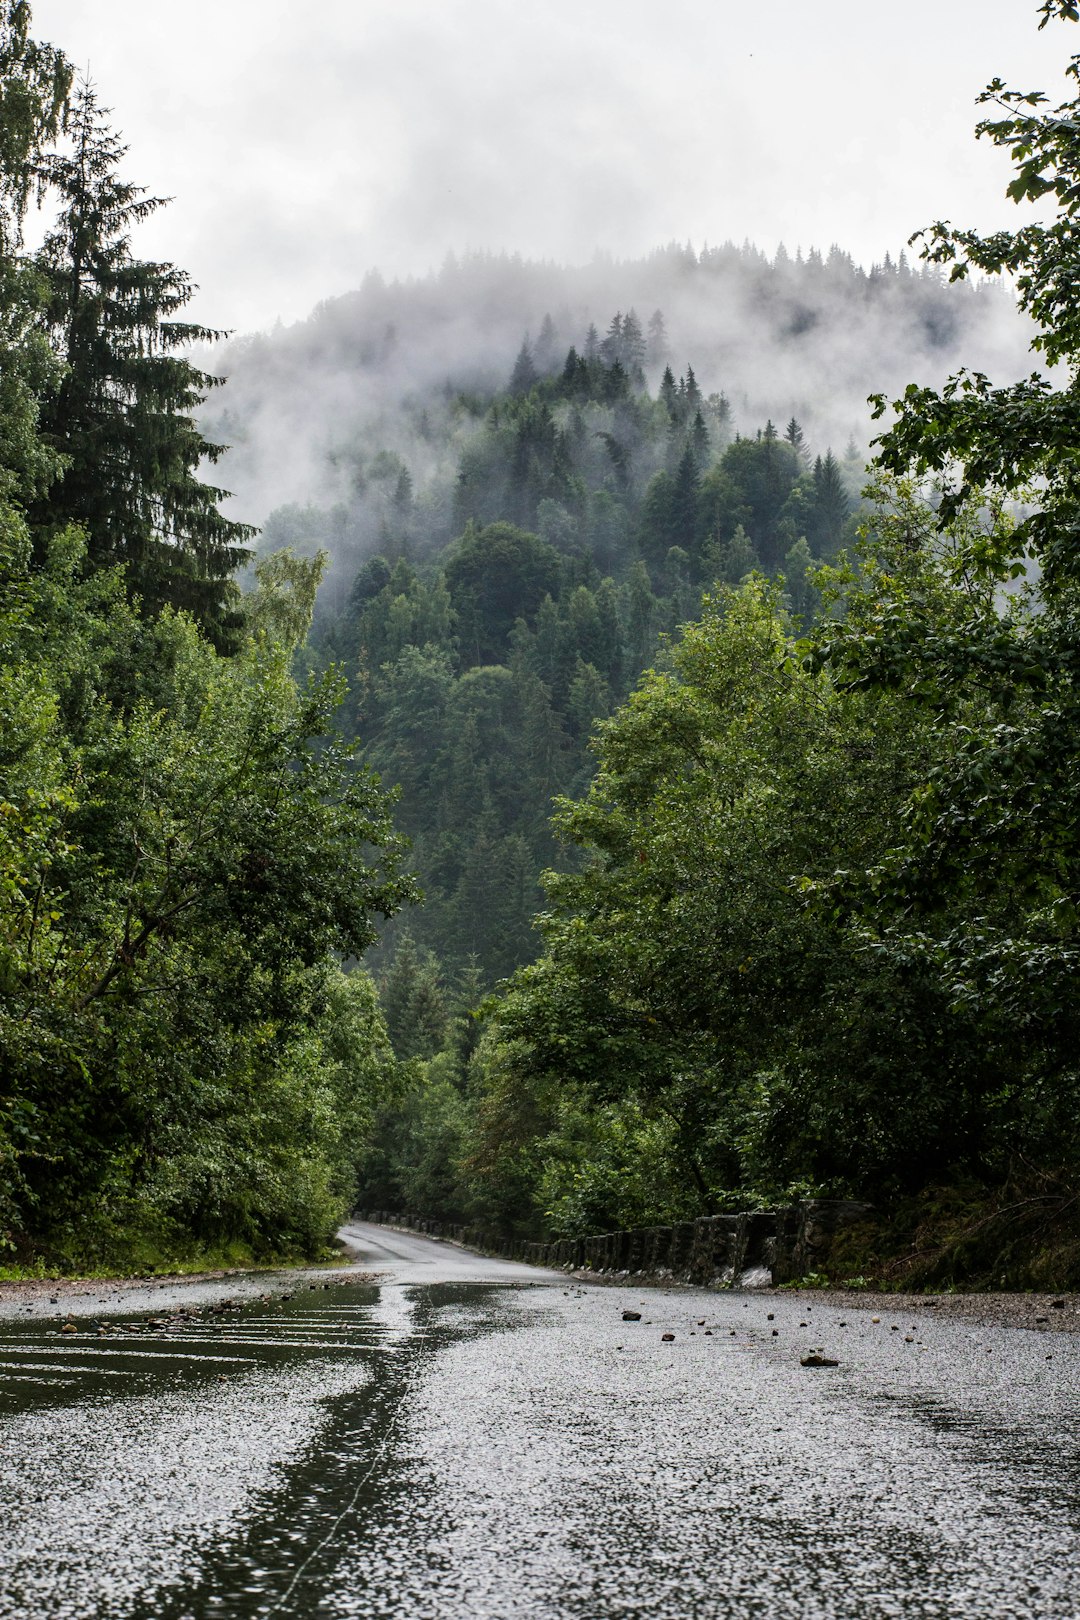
[[0, 8, 414, 1265], [0, 511, 415, 1256], [29, 82, 253, 647]]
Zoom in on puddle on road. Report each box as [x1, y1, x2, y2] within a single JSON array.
[[0, 1280, 534, 1620]]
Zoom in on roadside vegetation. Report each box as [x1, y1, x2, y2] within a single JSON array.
[[1, 1, 1077, 1282]]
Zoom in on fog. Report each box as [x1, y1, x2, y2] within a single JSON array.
[[22, 1, 1057, 585], [194, 243, 1032, 604], [28, 1, 1071, 333]]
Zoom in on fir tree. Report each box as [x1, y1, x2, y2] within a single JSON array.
[[646, 308, 669, 368], [784, 416, 809, 464], [30, 82, 253, 647], [534, 312, 558, 374], [600, 312, 624, 367], [706, 391, 732, 443], [671, 444, 701, 548], [689, 409, 710, 469], [620, 308, 646, 381], [509, 336, 538, 394], [810, 449, 850, 554]]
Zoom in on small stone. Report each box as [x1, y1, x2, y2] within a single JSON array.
[[661, 1332, 675, 1342], [704, 1330, 713, 1336], [771, 1329, 779, 1337], [799, 1321, 807, 1327], [767, 1313, 774, 1321], [904, 1336, 914, 1343], [697, 1319, 705, 1326], [871, 1317, 881, 1324], [622, 1311, 642, 1322], [801, 1353, 839, 1368], [61, 1322, 77, 1334], [1051, 1299, 1065, 1309]]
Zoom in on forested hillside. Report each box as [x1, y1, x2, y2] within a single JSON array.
[[3, 0, 1077, 1285], [344, 8, 1080, 1284]]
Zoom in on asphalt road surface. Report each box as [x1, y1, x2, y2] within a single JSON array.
[[0, 1221, 1077, 1619]]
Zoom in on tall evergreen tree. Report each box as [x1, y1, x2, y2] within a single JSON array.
[[646, 308, 669, 369], [689, 409, 710, 469], [29, 83, 252, 647], [534, 312, 559, 374], [810, 449, 850, 554], [784, 415, 809, 464], [509, 336, 538, 394], [620, 308, 646, 382]]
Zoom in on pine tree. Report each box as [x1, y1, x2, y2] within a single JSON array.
[[810, 449, 850, 554], [646, 308, 669, 368], [534, 312, 558, 374], [671, 445, 700, 548], [706, 391, 732, 444], [600, 312, 624, 367], [509, 336, 538, 394], [785, 416, 810, 465], [620, 308, 645, 382], [30, 83, 252, 647], [689, 409, 710, 469]]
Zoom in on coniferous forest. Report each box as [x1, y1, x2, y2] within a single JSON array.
[[3, 0, 1080, 1283]]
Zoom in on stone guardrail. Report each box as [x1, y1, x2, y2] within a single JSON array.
[[353, 1199, 873, 1287]]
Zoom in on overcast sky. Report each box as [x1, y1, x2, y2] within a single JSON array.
[[28, 1, 1073, 335]]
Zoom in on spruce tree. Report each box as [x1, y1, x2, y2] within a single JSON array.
[[810, 449, 850, 554], [509, 336, 538, 394], [620, 308, 646, 383], [534, 312, 558, 374], [600, 312, 623, 367], [689, 409, 710, 469], [646, 308, 669, 369], [30, 83, 253, 648], [784, 415, 809, 464]]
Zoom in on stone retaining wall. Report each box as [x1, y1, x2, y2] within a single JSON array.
[[354, 1199, 873, 1287]]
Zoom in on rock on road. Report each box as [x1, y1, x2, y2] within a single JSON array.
[[0, 1220, 1076, 1619]]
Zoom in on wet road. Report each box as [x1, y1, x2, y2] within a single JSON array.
[[0, 1223, 1077, 1619]]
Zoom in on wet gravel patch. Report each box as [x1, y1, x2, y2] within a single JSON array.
[[0, 1260, 383, 1323], [769, 1287, 1080, 1336], [561, 1269, 1080, 1335]]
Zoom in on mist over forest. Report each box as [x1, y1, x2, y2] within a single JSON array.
[[204, 240, 1032, 589]]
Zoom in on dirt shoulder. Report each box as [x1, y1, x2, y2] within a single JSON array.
[[771, 1285, 1080, 1335], [563, 1266, 1080, 1334]]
